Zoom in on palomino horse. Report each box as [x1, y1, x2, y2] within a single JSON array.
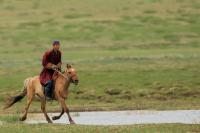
[[4, 64, 79, 124]]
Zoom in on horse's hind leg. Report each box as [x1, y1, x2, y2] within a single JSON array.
[[20, 95, 33, 121], [40, 97, 52, 123]]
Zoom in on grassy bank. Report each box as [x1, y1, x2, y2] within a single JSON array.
[[0, 124, 199, 133]]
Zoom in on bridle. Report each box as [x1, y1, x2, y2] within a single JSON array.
[[54, 69, 69, 79], [54, 68, 77, 82]]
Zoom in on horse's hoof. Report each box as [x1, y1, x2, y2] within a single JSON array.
[[48, 120, 53, 123], [70, 120, 76, 124], [20, 116, 27, 121], [52, 116, 59, 120]]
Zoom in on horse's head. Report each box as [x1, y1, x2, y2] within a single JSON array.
[[65, 64, 79, 85]]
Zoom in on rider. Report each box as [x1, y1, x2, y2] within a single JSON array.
[[39, 40, 62, 99]]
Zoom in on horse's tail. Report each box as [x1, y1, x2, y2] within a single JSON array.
[[3, 78, 30, 109]]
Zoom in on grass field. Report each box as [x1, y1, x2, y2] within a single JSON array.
[[1, 0, 200, 112], [0, 124, 199, 133], [0, 0, 200, 132]]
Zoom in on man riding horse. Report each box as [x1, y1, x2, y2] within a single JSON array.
[[4, 40, 79, 124], [40, 40, 62, 99]]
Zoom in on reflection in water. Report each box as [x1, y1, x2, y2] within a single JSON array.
[[25, 110, 200, 125]]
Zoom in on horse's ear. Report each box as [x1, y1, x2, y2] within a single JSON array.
[[66, 64, 72, 69]]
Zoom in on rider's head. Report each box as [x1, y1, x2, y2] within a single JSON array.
[[52, 40, 60, 51]]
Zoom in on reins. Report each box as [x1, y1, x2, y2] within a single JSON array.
[[53, 69, 69, 79]]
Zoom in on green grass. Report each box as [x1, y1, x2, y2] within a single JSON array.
[[0, 115, 19, 123], [0, 124, 199, 133], [0, 0, 200, 113]]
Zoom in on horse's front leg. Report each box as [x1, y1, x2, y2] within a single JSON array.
[[52, 108, 64, 120], [59, 97, 75, 124]]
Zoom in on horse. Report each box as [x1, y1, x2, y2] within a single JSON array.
[[4, 64, 79, 124]]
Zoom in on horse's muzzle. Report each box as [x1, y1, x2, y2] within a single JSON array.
[[74, 80, 79, 85]]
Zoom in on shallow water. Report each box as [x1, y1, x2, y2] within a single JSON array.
[[25, 110, 200, 125]]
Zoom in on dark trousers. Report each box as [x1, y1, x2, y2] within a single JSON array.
[[44, 80, 54, 98]]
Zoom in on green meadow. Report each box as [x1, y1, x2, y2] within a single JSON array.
[[0, 124, 200, 133], [0, 0, 200, 131], [1, 0, 200, 112]]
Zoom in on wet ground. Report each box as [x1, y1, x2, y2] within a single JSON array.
[[24, 110, 200, 125]]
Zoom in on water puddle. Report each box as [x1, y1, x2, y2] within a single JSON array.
[[25, 110, 200, 125]]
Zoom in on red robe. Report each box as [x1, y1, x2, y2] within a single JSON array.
[[39, 49, 61, 86]]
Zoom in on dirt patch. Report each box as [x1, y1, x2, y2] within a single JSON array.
[[105, 88, 122, 95]]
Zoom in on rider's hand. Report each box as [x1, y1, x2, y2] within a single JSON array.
[[52, 64, 58, 70], [57, 62, 62, 68]]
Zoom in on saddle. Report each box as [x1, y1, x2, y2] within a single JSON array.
[[42, 70, 60, 100]]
